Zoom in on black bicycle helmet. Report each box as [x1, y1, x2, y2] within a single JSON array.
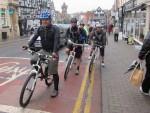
[[70, 18, 77, 23]]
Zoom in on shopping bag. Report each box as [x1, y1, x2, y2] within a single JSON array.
[[130, 63, 144, 86]]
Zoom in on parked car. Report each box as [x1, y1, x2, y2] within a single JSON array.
[[28, 24, 70, 51]]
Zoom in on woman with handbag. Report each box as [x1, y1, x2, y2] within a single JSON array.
[[138, 28, 150, 95]]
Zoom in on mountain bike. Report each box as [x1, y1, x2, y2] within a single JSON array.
[[19, 46, 54, 107], [89, 44, 103, 73], [64, 39, 88, 80]]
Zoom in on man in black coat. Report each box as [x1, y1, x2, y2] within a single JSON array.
[[139, 28, 150, 95], [28, 10, 60, 97]]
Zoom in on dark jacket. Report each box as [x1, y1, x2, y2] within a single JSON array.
[[66, 26, 83, 44], [28, 24, 60, 53], [91, 30, 106, 46], [139, 32, 150, 63], [79, 27, 87, 41]]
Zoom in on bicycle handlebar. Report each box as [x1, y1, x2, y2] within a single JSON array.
[[68, 39, 89, 47], [94, 44, 103, 48], [22, 46, 52, 60]]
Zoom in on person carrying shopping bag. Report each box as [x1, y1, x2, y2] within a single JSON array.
[[138, 28, 150, 95]]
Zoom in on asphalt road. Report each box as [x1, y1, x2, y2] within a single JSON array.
[[0, 38, 66, 61]]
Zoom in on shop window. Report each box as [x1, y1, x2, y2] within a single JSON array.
[[0, 8, 7, 27]]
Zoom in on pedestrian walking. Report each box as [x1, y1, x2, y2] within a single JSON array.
[[113, 26, 119, 42], [138, 28, 150, 95]]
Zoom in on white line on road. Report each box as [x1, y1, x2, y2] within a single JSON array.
[[0, 57, 65, 63], [0, 104, 52, 113]]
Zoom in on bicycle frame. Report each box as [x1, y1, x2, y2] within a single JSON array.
[[29, 55, 49, 90], [26, 48, 52, 81], [68, 51, 76, 69], [89, 44, 102, 73]]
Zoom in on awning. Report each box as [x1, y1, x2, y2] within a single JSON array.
[[125, 3, 146, 12]]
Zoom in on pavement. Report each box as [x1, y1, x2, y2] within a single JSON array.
[[102, 34, 150, 113]]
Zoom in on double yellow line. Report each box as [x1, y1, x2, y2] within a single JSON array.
[[72, 65, 95, 113]]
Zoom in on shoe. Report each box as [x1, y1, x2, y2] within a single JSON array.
[[101, 62, 105, 67], [75, 69, 79, 75], [51, 89, 58, 98], [139, 86, 150, 96], [88, 56, 91, 60]]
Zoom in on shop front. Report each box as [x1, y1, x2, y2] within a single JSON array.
[[123, 0, 147, 41]]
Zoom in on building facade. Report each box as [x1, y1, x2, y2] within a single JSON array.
[[112, 0, 150, 41], [0, 0, 20, 40], [18, 0, 56, 35]]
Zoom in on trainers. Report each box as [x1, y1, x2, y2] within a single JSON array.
[[140, 86, 150, 96], [51, 89, 58, 98], [75, 69, 79, 75], [101, 63, 105, 67], [88, 56, 92, 60]]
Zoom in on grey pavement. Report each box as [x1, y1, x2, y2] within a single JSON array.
[[102, 35, 150, 113]]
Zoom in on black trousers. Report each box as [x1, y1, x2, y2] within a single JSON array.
[[53, 73, 59, 91], [99, 47, 105, 57], [142, 60, 150, 93], [114, 33, 119, 42]]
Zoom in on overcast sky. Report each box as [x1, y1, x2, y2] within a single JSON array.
[[53, 0, 115, 14]]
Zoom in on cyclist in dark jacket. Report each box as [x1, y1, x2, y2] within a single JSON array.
[[89, 23, 107, 67], [139, 29, 150, 95], [66, 18, 83, 75], [28, 10, 60, 97], [79, 23, 87, 43]]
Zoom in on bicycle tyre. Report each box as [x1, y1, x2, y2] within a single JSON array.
[[64, 56, 73, 81], [89, 54, 95, 73], [45, 66, 53, 87], [19, 73, 36, 107]]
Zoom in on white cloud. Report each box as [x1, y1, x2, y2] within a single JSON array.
[[53, 0, 115, 14]]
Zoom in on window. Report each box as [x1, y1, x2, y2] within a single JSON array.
[[0, 8, 8, 27]]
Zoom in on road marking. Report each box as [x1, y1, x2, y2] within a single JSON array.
[[72, 65, 89, 113], [0, 104, 52, 113], [0, 62, 31, 87], [0, 57, 64, 86], [84, 67, 95, 113], [0, 57, 65, 63]]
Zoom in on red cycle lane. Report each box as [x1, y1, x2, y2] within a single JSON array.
[[0, 48, 101, 113]]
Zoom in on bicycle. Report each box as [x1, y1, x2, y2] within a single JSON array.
[[89, 44, 103, 74], [19, 46, 54, 107], [64, 39, 88, 80]]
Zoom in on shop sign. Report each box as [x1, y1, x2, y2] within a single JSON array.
[[0, 9, 14, 15], [124, 0, 135, 11]]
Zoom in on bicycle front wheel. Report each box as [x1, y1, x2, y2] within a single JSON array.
[[64, 56, 73, 81], [89, 54, 95, 73], [19, 73, 36, 107]]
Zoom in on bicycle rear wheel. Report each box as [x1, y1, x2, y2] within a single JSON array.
[[64, 56, 73, 81], [19, 73, 36, 107]]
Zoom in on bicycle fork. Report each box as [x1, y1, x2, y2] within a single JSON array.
[[29, 65, 40, 91]]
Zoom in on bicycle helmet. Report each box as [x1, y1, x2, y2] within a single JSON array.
[[70, 18, 77, 23], [80, 21, 85, 26], [39, 10, 52, 20]]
